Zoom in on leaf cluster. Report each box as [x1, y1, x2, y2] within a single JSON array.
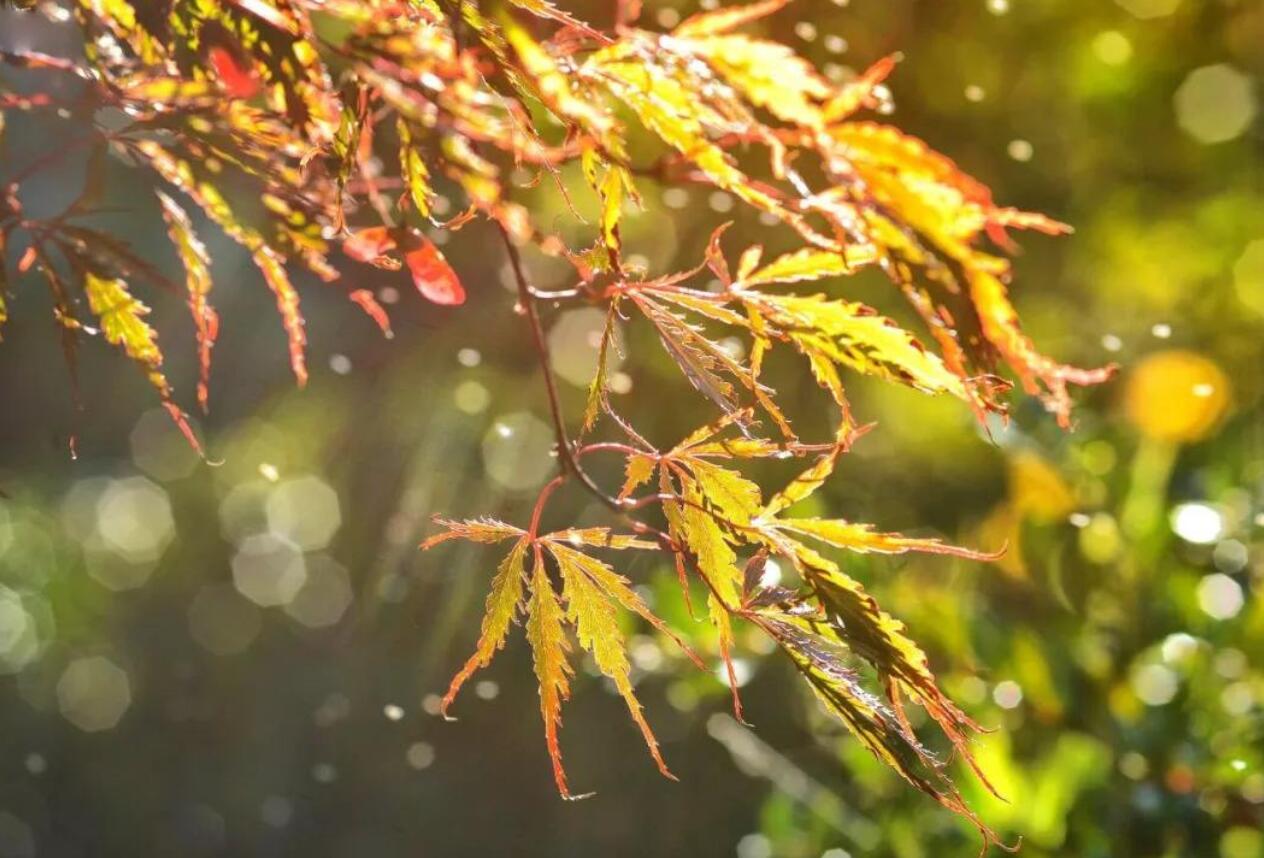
[[0, 0, 1116, 845]]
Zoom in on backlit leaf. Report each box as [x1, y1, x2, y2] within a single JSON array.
[[773, 517, 999, 560], [440, 537, 529, 716], [619, 454, 656, 499], [582, 303, 617, 433], [84, 271, 201, 452], [673, 0, 790, 37], [969, 269, 1115, 428], [742, 245, 879, 288], [252, 247, 307, 386], [551, 543, 674, 778], [525, 547, 576, 798], [421, 518, 526, 548], [397, 118, 432, 219], [156, 191, 217, 411], [403, 234, 466, 306], [84, 271, 162, 369]]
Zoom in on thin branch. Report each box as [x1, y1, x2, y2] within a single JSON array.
[[496, 222, 634, 517]]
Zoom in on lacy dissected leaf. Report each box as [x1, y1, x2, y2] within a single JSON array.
[[741, 245, 879, 288], [502, 16, 616, 146], [83, 271, 201, 450], [680, 458, 763, 526], [772, 517, 998, 560], [424, 517, 692, 791], [525, 546, 576, 797], [252, 246, 307, 386], [657, 448, 755, 719], [662, 468, 744, 610], [539, 528, 657, 551], [668, 409, 786, 461], [397, 118, 432, 219], [582, 302, 617, 433], [755, 611, 999, 847], [969, 269, 1115, 427], [673, 0, 789, 38], [421, 517, 526, 548], [744, 291, 968, 400], [589, 53, 783, 216], [84, 271, 163, 374], [647, 287, 751, 328], [156, 191, 217, 411], [827, 121, 1111, 420], [440, 537, 529, 715], [167, 0, 340, 139], [677, 33, 831, 130], [659, 412, 773, 528], [597, 163, 634, 265], [619, 454, 657, 500], [550, 542, 674, 778], [769, 537, 999, 800], [630, 290, 785, 432], [832, 122, 996, 230], [133, 138, 333, 280], [633, 293, 745, 418]]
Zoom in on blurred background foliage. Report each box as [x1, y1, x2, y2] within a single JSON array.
[[1, 0, 1262, 856]]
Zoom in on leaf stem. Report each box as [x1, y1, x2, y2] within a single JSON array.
[[498, 223, 626, 508]]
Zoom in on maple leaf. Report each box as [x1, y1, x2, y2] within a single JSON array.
[[581, 302, 618, 434], [343, 227, 466, 306], [524, 545, 577, 797], [2, 0, 1115, 836], [83, 271, 201, 452], [252, 247, 307, 386], [424, 519, 697, 795], [549, 542, 675, 779], [396, 118, 433, 220], [673, 0, 791, 38], [156, 191, 217, 412], [440, 536, 529, 717]]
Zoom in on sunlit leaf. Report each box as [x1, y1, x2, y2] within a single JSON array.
[[84, 271, 162, 370], [673, 0, 789, 38], [773, 517, 998, 560], [421, 518, 526, 548], [252, 247, 307, 386], [742, 245, 878, 288], [582, 303, 617, 433], [525, 546, 577, 797], [84, 271, 201, 452], [348, 288, 393, 338], [619, 453, 656, 499], [397, 118, 432, 220], [551, 542, 674, 778], [969, 269, 1115, 428], [439, 537, 529, 716], [156, 191, 217, 411]]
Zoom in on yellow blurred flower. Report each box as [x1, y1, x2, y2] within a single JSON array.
[[1123, 350, 1231, 443], [1078, 513, 1123, 565], [978, 505, 1025, 578], [1009, 451, 1077, 522]]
